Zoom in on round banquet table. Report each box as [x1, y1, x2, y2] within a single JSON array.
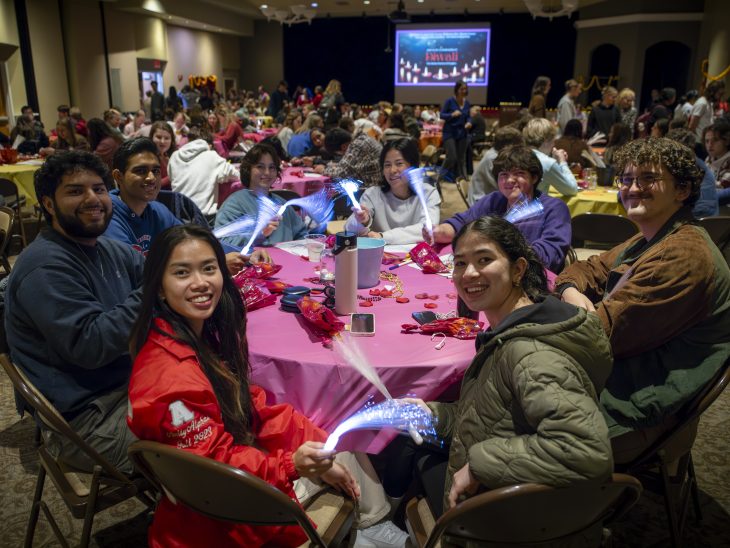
[[0, 162, 43, 206], [549, 186, 626, 217], [246, 246, 474, 454]]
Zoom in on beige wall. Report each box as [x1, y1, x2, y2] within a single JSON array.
[[26, 0, 69, 124], [0, 0, 28, 118], [61, 0, 109, 119], [134, 15, 168, 61], [696, 0, 730, 88], [106, 10, 143, 112], [239, 20, 283, 92], [164, 25, 239, 94]]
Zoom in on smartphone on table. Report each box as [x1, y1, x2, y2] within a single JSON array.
[[350, 313, 375, 336]]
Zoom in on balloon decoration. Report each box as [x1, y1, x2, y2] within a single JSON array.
[[188, 74, 217, 93]]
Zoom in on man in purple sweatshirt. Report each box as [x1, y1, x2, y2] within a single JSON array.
[[428, 146, 572, 273]]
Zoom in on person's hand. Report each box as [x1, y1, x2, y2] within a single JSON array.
[[301, 156, 314, 167], [290, 157, 303, 166], [39, 147, 55, 157], [354, 205, 371, 226], [451, 110, 462, 118], [399, 398, 432, 415], [465, 122, 473, 130], [552, 147, 568, 164], [427, 223, 456, 245], [247, 249, 273, 264], [262, 217, 280, 237], [421, 225, 435, 245], [366, 231, 383, 239], [447, 463, 480, 509], [293, 441, 335, 479], [312, 164, 325, 174], [224, 252, 247, 275], [560, 287, 596, 312], [320, 462, 360, 500]]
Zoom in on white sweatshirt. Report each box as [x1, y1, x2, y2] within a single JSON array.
[[168, 139, 239, 215], [345, 185, 441, 245]]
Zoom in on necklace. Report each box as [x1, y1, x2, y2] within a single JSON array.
[[74, 241, 105, 279]]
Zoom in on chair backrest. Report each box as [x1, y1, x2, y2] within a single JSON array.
[[0, 354, 131, 483], [0, 178, 20, 200], [128, 440, 325, 545], [0, 205, 14, 256], [697, 216, 730, 252], [571, 213, 639, 249], [628, 358, 730, 470], [156, 190, 210, 228], [425, 474, 642, 548]]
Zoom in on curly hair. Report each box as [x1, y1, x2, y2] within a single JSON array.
[[35, 150, 114, 223], [612, 137, 702, 207]]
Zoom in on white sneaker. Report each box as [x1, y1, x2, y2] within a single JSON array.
[[354, 520, 409, 547]]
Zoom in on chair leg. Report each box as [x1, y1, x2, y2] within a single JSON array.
[[79, 465, 103, 548], [687, 454, 703, 523], [24, 464, 46, 548], [659, 462, 682, 548]]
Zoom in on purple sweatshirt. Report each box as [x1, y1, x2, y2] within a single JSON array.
[[445, 191, 572, 273]]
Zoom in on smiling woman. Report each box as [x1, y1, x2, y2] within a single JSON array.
[[214, 143, 309, 249], [385, 215, 613, 520], [344, 137, 441, 244]]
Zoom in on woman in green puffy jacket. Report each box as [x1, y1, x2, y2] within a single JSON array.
[[386, 215, 614, 517]]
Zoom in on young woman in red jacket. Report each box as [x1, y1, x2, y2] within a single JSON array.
[[127, 225, 405, 547]]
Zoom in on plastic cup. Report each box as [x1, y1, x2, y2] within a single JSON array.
[[305, 234, 326, 262]]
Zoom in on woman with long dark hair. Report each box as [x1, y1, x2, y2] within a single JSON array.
[[149, 121, 177, 188], [87, 117, 124, 171], [344, 138, 441, 244], [384, 216, 613, 523], [128, 225, 404, 547]]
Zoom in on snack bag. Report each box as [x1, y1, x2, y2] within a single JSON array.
[[297, 296, 345, 336], [238, 280, 277, 311], [401, 317, 483, 339], [234, 262, 283, 282], [409, 242, 448, 274]]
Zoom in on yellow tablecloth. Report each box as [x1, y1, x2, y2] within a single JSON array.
[[0, 163, 42, 206], [549, 187, 626, 217]]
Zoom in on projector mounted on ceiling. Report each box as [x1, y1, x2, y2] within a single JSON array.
[[388, 0, 411, 24]]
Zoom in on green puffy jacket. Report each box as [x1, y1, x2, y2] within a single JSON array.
[[429, 297, 614, 509]]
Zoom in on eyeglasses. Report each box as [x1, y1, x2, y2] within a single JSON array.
[[613, 174, 665, 190]]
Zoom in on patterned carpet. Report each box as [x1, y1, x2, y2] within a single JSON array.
[[1, 368, 728, 547]]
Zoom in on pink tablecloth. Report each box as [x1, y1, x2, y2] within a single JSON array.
[[247, 247, 474, 454], [273, 167, 331, 196], [217, 167, 331, 205]]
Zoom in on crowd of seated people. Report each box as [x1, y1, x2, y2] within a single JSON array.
[[2, 73, 730, 548]]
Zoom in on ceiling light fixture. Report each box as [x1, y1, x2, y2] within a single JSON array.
[[523, 0, 577, 20], [260, 4, 316, 25]]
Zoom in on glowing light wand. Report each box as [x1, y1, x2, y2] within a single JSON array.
[[404, 168, 434, 240], [240, 194, 280, 256], [274, 189, 334, 230], [335, 179, 363, 212], [332, 335, 427, 447], [212, 216, 255, 239], [324, 399, 438, 451], [503, 194, 545, 224]]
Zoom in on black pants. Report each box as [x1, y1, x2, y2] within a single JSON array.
[[443, 137, 468, 181], [382, 435, 450, 518]]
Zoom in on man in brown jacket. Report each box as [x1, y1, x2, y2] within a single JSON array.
[[555, 137, 730, 462]]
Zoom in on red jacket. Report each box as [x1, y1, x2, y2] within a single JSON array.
[[128, 319, 328, 547]]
